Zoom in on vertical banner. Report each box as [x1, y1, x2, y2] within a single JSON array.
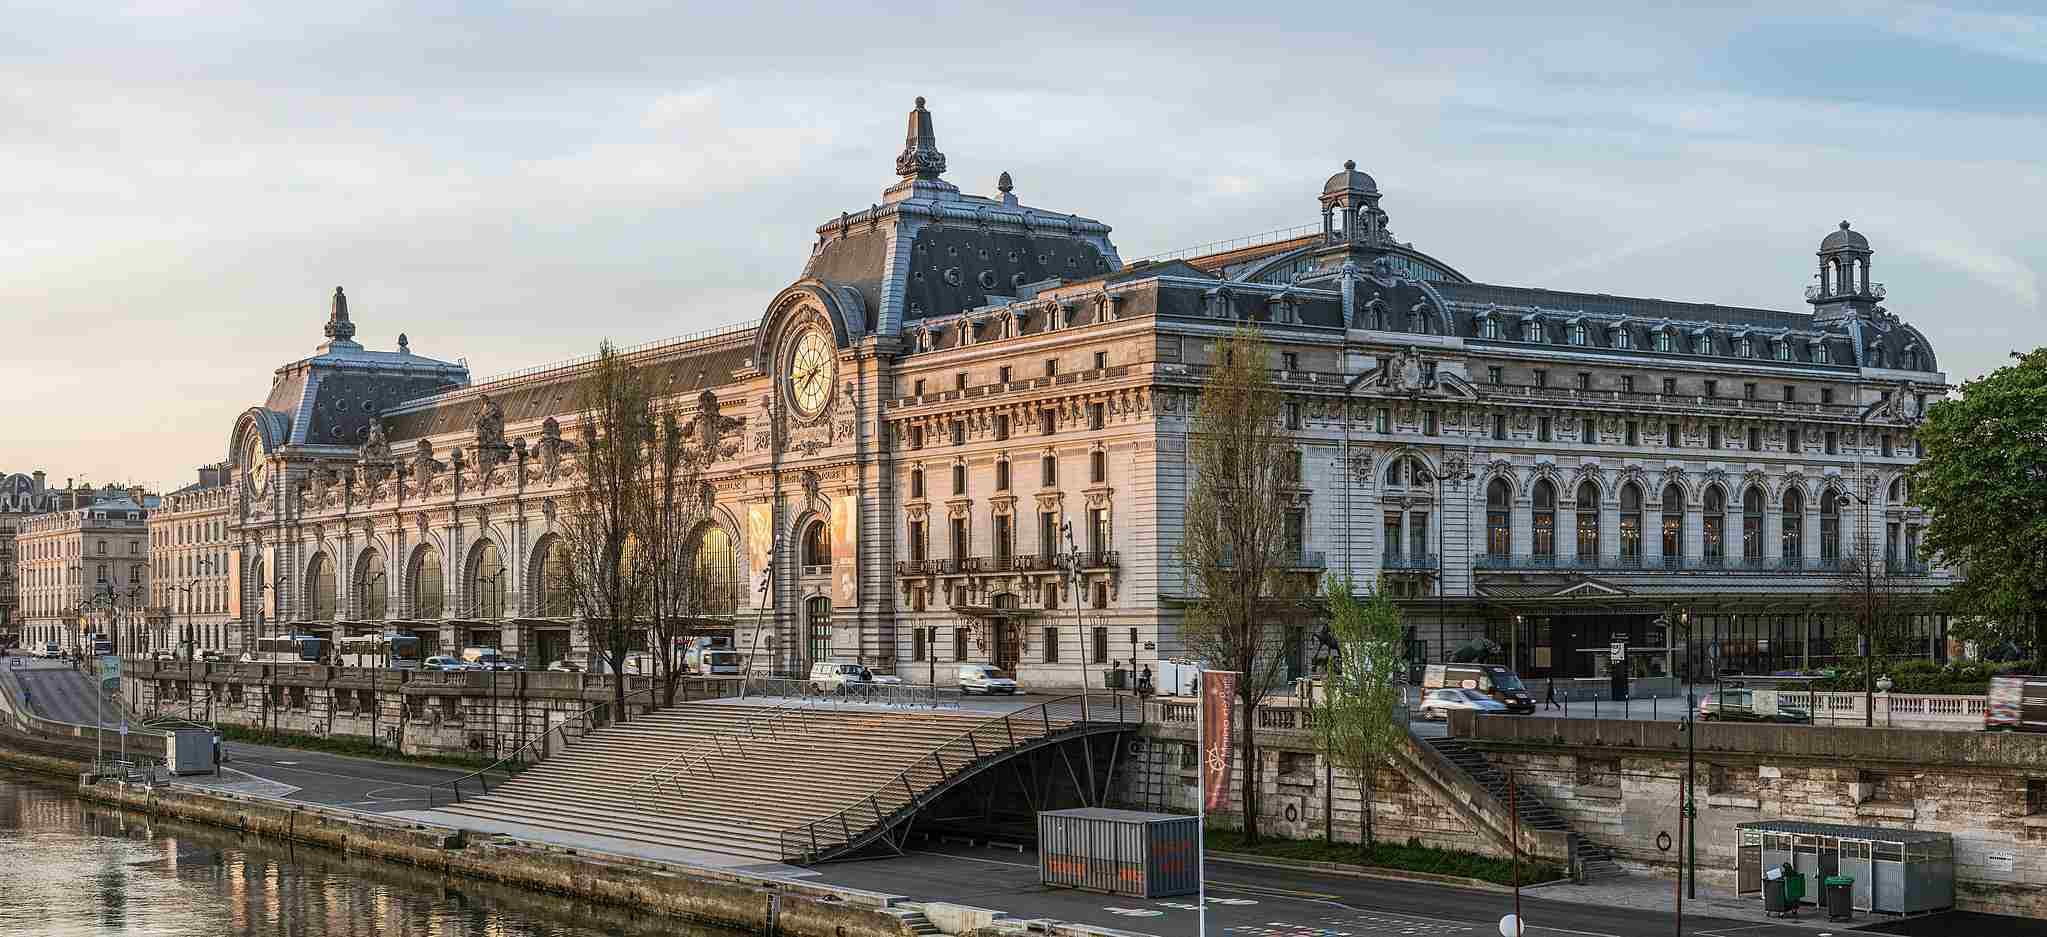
[[746, 503, 774, 609], [227, 549, 243, 619], [1201, 670, 1240, 813], [832, 493, 858, 606], [261, 545, 277, 623]]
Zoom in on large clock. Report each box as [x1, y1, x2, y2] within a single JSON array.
[[788, 330, 837, 418]]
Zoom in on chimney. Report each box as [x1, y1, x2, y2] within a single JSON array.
[[32, 470, 44, 492], [128, 485, 144, 505], [65, 477, 73, 490], [199, 465, 219, 488]]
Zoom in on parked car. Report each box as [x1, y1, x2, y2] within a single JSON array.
[[1422, 663, 1535, 713], [545, 660, 584, 673], [151, 650, 179, 662], [198, 649, 224, 663], [1698, 689, 1810, 723], [958, 664, 1021, 696], [810, 661, 882, 693], [421, 655, 471, 672], [42, 643, 62, 659], [1418, 688, 1509, 721]]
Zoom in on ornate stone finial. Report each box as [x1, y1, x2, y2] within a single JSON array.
[[1345, 159, 1356, 171], [1840, 220, 1851, 231], [325, 286, 356, 342], [997, 171, 1017, 207], [895, 95, 947, 181], [397, 333, 410, 353]]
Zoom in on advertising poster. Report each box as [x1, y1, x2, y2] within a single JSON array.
[[747, 503, 773, 609]]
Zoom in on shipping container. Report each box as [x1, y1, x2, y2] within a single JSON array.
[[1038, 807, 1199, 898]]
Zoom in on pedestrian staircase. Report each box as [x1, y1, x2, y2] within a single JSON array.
[[1422, 736, 1625, 882], [433, 695, 1142, 865]]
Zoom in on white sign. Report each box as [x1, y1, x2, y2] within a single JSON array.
[[1609, 641, 1627, 663], [1988, 854, 2016, 873]]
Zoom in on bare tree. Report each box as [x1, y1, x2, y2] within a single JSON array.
[[638, 409, 714, 707], [550, 341, 654, 720], [1181, 324, 1302, 843]]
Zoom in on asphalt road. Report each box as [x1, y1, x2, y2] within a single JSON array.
[[208, 740, 490, 813], [9, 658, 122, 727], [812, 844, 1825, 937]]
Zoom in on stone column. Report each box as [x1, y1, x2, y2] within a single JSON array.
[[1762, 505, 1783, 563]]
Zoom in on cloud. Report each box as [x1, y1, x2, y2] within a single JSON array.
[[1880, 2, 2047, 66]]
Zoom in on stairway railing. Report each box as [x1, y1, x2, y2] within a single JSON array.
[[779, 693, 1143, 863]]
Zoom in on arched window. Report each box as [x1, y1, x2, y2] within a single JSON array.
[[1654, 329, 1674, 353], [802, 519, 831, 568], [357, 549, 387, 619], [1661, 483, 1686, 566], [1615, 328, 1634, 350], [308, 553, 336, 622], [1820, 490, 1842, 564], [1702, 486, 1726, 563], [1531, 480, 1556, 560], [1385, 458, 1404, 487], [1781, 487, 1805, 564], [1568, 322, 1588, 346], [537, 538, 573, 617], [1888, 476, 1906, 502], [1742, 487, 1764, 563], [472, 541, 506, 618], [1575, 481, 1600, 561], [695, 526, 738, 614], [413, 547, 445, 619], [1485, 479, 1512, 558], [805, 596, 832, 662]]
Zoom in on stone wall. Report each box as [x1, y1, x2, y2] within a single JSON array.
[[1459, 714, 2047, 916], [123, 659, 736, 759], [1129, 700, 1568, 863]]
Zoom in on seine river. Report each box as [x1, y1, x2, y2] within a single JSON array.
[[0, 771, 747, 936]]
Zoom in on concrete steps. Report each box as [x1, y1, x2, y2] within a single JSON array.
[[1422, 736, 1626, 882], [439, 699, 1106, 864]]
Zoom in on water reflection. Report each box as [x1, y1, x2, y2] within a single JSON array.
[[0, 772, 749, 937]]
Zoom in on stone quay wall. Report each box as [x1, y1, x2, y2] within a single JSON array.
[[122, 659, 738, 759], [1455, 714, 2047, 916]]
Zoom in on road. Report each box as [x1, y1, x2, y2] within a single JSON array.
[[813, 844, 1832, 937]]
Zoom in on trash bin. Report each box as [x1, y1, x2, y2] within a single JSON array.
[[1824, 876, 1855, 921], [1105, 668, 1127, 690], [1763, 867, 1789, 915]]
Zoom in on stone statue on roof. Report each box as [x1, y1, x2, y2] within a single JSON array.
[[537, 416, 577, 482], [473, 394, 506, 450], [361, 419, 391, 462]]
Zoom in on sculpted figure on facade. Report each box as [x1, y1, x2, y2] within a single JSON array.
[[411, 440, 444, 496], [537, 416, 577, 482], [682, 389, 748, 462]]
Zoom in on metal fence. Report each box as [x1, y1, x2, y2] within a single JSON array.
[[742, 675, 963, 709]]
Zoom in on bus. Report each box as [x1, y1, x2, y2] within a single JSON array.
[[241, 634, 328, 664], [334, 633, 423, 670]]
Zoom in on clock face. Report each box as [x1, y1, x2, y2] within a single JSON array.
[[788, 330, 836, 418]]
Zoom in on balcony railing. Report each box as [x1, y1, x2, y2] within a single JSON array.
[[1381, 552, 1441, 570], [1473, 553, 1881, 574], [896, 552, 1120, 576]]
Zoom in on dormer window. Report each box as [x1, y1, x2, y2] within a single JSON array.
[[1568, 322, 1588, 346], [1694, 333, 1713, 355], [1614, 328, 1634, 350], [1654, 330, 1674, 353], [1477, 314, 1501, 340], [1736, 337, 1753, 358], [1774, 340, 1792, 361], [1522, 319, 1543, 343]]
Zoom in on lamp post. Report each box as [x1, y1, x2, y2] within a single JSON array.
[[1838, 472, 1880, 727], [1060, 516, 1091, 718]]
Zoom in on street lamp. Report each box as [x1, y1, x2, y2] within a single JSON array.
[[1060, 516, 1091, 719]]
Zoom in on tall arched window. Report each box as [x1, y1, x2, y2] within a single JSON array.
[[472, 541, 506, 618], [1485, 479, 1512, 559], [1575, 481, 1600, 561], [1661, 483, 1686, 567], [308, 553, 337, 622], [1531, 480, 1556, 561], [1781, 487, 1805, 565], [357, 549, 388, 619], [1619, 483, 1643, 563], [1820, 490, 1842, 564], [695, 526, 738, 614], [802, 519, 831, 568], [1741, 487, 1764, 563], [1702, 486, 1726, 564], [537, 538, 573, 617], [413, 547, 445, 619]]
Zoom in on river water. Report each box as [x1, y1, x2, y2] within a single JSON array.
[[0, 771, 748, 936]]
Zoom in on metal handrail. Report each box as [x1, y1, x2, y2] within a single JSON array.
[[779, 693, 1143, 863], [628, 695, 824, 795], [426, 683, 660, 807], [743, 675, 963, 709]]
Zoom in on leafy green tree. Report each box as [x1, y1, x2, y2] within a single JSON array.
[[1314, 576, 1408, 851], [1909, 349, 2047, 668]]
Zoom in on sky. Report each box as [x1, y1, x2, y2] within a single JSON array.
[[2, 1, 2042, 492]]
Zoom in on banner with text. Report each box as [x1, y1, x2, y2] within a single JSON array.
[[747, 503, 774, 609], [1201, 669, 1240, 813]]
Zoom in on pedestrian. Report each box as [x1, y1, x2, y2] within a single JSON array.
[[1544, 679, 1560, 711]]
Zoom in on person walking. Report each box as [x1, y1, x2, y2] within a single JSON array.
[[1544, 679, 1560, 711]]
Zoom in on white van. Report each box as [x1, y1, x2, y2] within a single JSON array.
[[810, 661, 874, 692]]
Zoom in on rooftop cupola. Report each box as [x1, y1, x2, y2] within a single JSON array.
[[1808, 221, 1884, 321], [1319, 159, 1390, 245]]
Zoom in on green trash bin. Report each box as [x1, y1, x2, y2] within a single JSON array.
[[1824, 875, 1854, 921]]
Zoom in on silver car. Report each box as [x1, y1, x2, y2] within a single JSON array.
[[1418, 688, 1509, 721], [958, 664, 1021, 696]]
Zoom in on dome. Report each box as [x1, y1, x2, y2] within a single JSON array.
[[1820, 220, 1870, 252], [1323, 159, 1378, 196]]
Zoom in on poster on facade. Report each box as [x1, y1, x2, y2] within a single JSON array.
[[1201, 669, 1240, 813], [227, 549, 242, 619], [832, 493, 858, 606], [747, 503, 773, 609], [261, 545, 277, 622]]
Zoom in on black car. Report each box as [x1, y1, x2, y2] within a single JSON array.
[[1699, 689, 1811, 723]]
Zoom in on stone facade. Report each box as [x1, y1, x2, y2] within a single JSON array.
[[215, 97, 1954, 688], [0, 470, 77, 633], [147, 465, 233, 655], [15, 485, 153, 652]]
